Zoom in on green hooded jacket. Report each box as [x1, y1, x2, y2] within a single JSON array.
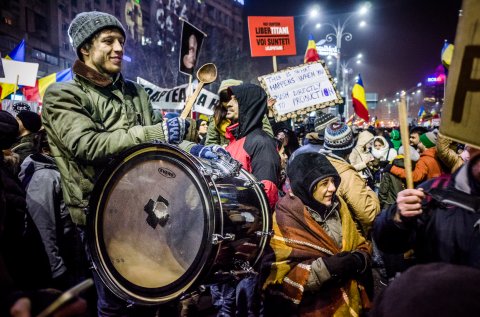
[[42, 60, 193, 225]]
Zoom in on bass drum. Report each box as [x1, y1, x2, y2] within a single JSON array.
[[88, 143, 271, 305]]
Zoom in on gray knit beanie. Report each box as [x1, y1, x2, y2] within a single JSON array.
[[68, 11, 126, 57]]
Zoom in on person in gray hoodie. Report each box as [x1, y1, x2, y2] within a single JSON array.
[[18, 129, 76, 290]]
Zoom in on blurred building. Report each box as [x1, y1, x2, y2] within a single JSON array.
[[0, 0, 244, 87]]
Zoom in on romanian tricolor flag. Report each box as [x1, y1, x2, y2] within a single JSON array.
[[351, 74, 369, 122], [441, 41, 454, 70], [304, 34, 320, 63], [22, 68, 73, 102], [417, 105, 425, 118], [0, 39, 26, 99]]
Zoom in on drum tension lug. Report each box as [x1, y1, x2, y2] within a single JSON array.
[[212, 233, 236, 245]]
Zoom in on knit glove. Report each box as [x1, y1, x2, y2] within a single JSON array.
[[162, 117, 189, 145], [190, 144, 229, 160], [322, 251, 369, 281]]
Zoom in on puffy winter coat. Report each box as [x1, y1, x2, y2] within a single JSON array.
[[390, 147, 442, 183], [349, 130, 375, 179]]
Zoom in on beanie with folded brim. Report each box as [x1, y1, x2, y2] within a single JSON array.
[[420, 132, 437, 148], [16, 110, 42, 133], [68, 11, 126, 58]]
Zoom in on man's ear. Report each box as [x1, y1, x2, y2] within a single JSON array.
[[80, 47, 90, 58]]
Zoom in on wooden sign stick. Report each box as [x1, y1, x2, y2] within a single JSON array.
[[398, 92, 414, 189]]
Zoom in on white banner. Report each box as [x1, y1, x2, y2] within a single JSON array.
[[258, 62, 342, 120], [137, 77, 219, 115]]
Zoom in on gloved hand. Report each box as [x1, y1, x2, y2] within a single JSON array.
[[162, 117, 189, 145], [190, 144, 228, 160], [381, 164, 393, 174], [322, 251, 369, 280]]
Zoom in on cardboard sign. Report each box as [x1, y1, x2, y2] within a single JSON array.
[[0, 59, 39, 87], [137, 77, 219, 115], [258, 61, 343, 121], [441, 0, 480, 148], [248, 16, 296, 57]]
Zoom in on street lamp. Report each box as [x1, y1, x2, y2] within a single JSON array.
[[316, 3, 370, 118], [340, 53, 363, 118]]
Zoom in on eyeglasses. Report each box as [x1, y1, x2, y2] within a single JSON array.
[[200, 122, 208, 126]]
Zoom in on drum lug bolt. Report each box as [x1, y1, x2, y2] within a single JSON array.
[[211, 233, 236, 245]]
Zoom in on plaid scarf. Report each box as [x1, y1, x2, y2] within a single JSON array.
[[262, 195, 371, 316]]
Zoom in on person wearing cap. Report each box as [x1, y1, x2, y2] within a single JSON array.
[[205, 79, 273, 146], [386, 131, 442, 184], [10, 110, 42, 168], [261, 152, 372, 316], [41, 11, 201, 316], [373, 144, 480, 272]]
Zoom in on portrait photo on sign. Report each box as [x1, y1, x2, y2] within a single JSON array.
[[179, 21, 205, 75]]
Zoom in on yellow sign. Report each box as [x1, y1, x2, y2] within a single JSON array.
[[441, 0, 480, 148]]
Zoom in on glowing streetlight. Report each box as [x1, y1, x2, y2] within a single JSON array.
[[315, 23, 321, 29], [359, 20, 367, 28], [310, 8, 319, 18]]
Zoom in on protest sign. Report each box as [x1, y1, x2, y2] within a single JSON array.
[[137, 77, 219, 115], [179, 20, 206, 76], [0, 59, 38, 87], [440, 0, 480, 148], [248, 16, 296, 57], [258, 61, 343, 121]]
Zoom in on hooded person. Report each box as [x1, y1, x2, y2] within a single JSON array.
[[224, 83, 280, 209], [261, 152, 372, 316], [205, 79, 273, 146], [349, 130, 375, 180], [290, 122, 380, 236], [390, 129, 402, 151]]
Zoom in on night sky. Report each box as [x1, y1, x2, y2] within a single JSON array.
[[244, 0, 462, 99]]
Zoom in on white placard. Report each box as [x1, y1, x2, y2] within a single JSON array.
[[258, 61, 342, 121], [137, 77, 219, 115], [0, 59, 39, 87]]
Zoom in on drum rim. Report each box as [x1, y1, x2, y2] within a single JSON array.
[[88, 144, 220, 305]]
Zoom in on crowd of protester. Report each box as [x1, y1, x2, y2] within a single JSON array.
[[1, 10, 479, 317]]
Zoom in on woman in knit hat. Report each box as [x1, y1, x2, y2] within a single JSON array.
[[261, 152, 372, 316]]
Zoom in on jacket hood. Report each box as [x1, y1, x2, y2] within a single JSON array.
[[287, 152, 340, 212], [372, 136, 390, 160], [390, 129, 401, 140], [18, 153, 57, 183], [229, 84, 267, 139], [356, 130, 374, 148]]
